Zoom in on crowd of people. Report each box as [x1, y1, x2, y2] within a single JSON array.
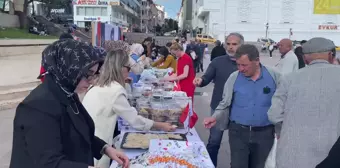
[[7, 31, 340, 168]]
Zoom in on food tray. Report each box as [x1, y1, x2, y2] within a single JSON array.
[[120, 132, 187, 150]]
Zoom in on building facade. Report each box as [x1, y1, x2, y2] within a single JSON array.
[[73, 0, 141, 31], [191, 0, 340, 44], [155, 4, 165, 26], [140, 0, 158, 33]]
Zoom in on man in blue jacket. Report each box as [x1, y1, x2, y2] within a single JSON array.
[[193, 32, 243, 166]]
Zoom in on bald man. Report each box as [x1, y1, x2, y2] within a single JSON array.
[[275, 38, 299, 75]]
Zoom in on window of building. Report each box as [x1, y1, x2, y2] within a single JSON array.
[[93, 7, 101, 16], [85, 7, 94, 16], [77, 7, 85, 15], [77, 21, 85, 28], [76, 7, 107, 16], [0, 0, 5, 11], [101, 7, 107, 16]]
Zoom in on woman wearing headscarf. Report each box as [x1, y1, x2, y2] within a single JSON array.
[[78, 46, 107, 102], [37, 33, 74, 82], [129, 43, 146, 83], [103, 40, 146, 74], [152, 46, 177, 72], [10, 39, 129, 168], [82, 49, 176, 168]]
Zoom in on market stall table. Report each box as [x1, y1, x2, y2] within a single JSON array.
[[110, 128, 204, 168]]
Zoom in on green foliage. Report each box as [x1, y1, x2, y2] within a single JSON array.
[[163, 18, 179, 33], [0, 28, 57, 39]]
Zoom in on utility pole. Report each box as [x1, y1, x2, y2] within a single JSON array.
[[265, 23, 269, 39], [289, 28, 292, 39]]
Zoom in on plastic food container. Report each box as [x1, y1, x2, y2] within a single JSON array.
[[137, 99, 151, 119], [142, 85, 153, 97], [132, 83, 144, 97], [166, 104, 182, 124], [150, 102, 168, 122], [163, 82, 174, 91]]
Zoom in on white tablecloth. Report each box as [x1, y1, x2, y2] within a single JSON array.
[[109, 128, 202, 168]]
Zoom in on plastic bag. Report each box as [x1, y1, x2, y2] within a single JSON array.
[[265, 137, 277, 168]]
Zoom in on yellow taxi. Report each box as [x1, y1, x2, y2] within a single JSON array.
[[196, 34, 216, 44], [336, 46, 340, 51]]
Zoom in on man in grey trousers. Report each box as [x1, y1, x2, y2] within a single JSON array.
[[204, 44, 281, 168]]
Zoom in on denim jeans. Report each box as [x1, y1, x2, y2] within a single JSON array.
[[228, 121, 274, 168], [206, 109, 224, 167]]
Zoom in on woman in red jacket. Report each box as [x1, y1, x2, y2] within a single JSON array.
[[162, 42, 197, 128]]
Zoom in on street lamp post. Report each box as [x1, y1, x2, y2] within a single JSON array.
[[265, 23, 269, 39]]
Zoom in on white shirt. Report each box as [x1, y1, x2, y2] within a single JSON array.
[[275, 50, 299, 75], [82, 82, 153, 168]]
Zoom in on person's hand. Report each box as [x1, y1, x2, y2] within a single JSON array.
[[125, 77, 132, 84], [193, 77, 202, 86], [105, 147, 129, 168], [155, 122, 177, 132], [140, 55, 146, 61], [203, 117, 216, 129]]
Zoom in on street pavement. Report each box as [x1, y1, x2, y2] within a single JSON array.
[[0, 50, 282, 168]]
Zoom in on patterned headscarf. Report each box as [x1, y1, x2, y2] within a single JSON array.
[[42, 39, 102, 96], [103, 40, 130, 53], [93, 46, 107, 60], [130, 43, 144, 56]]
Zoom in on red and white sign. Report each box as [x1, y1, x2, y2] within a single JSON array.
[[76, 0, 97, 5], [318, 25, 338, 30]]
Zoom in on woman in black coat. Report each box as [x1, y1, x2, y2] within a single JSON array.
[[10, 39, 129, 168]]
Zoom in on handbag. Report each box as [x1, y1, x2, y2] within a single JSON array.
[[265, 136, 278, 168]]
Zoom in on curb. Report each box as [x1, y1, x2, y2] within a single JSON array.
[[0, 81, 40, 111]]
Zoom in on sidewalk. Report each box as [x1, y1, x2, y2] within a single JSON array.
[[0, 54, 40, 86]]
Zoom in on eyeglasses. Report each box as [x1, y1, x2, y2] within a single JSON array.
[[83, 72, 99, 81], [123, 65, 131, 72]]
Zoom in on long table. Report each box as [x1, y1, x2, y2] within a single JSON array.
[[110, 127, 202, 168]]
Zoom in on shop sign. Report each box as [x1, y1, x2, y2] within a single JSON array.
[[318, 25, 338, 30], [109, 1, 120, 6], [50, 9, 65, 13], [98, 0, 108, 5], [84, 17, 101, 21], [76, 0, 97, 5]]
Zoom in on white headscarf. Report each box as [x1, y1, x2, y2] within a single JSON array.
[[130, 43, 144, 56]]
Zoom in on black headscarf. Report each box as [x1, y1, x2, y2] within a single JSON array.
[[42, 39, 102, 96]]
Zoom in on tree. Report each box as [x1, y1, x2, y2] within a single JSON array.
[[15, 0, 32, 29], [163, 18, 179, 33]]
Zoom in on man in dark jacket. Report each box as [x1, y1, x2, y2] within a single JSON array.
[[210, 40, 226, 61], [193, 32, 243, 167], [294, 40, 307, 69]]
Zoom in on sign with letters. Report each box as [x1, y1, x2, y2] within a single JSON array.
[[318, 25, 338, 30], [98, 0, 108, 5], [76, 0, 97, 5], [84, 17, 101, 21]]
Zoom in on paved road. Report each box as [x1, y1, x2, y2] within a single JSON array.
[[0, 50, 281, 168]]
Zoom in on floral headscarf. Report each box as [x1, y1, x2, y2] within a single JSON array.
[[103, 40, 130, 53], [130, 43, 144, 56], [42, 39, 102, 96]]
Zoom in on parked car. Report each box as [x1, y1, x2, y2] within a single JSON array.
[[196, 34, 216, 44], [257, 38, 275, 44]]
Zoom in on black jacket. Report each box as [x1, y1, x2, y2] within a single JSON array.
[[10, 75, 106, 168], [316, 136, 340, 168], [210, 45, 226, 61], [294, 46, 306, 69], [200, 55, 237, 109]]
